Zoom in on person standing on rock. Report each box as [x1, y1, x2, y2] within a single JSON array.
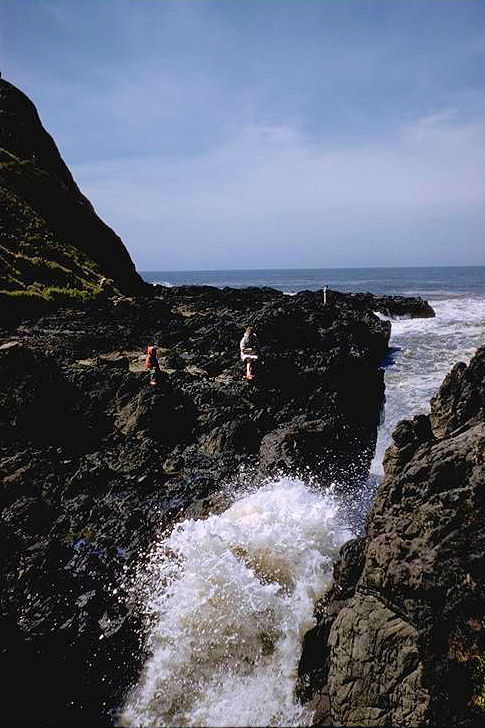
[[144, 345, 162, 386], [240, 326, 260, 381]]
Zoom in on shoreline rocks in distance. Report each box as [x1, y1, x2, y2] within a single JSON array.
[[329, 289, 436, 319]]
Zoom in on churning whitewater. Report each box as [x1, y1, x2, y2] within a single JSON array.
[[120, 478, 351, 727], [371, 295, 485, 475]]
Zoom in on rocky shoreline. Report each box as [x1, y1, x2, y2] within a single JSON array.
[[1, 284, 435, 726]]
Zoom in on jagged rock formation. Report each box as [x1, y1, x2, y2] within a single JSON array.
[[0, 284, 395, 726], [300, 346, 485, 727], [0, 78, 146, 320]]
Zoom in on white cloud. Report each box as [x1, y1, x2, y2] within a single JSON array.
[[72, 112, 485, 269]]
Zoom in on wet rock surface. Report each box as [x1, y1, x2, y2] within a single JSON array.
[[0, 282, 403, 726], [300, 345, 485, 727]]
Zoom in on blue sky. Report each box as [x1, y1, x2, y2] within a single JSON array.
[[2, 0, 485, 270]]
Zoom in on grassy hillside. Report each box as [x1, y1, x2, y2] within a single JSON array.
[[0, 79, 147, 321]]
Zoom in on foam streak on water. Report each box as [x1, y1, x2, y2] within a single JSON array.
[[371, 295, 485, 475], [120, 478, 351, 727]]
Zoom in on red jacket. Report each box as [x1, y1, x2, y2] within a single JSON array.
[[144, 346, 159, 370]]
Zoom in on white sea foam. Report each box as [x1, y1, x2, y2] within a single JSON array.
[[120, 478, 351, 727], [371, 295, 485, 475]]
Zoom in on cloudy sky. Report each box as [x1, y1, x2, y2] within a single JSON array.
[[2, 0, 485, 270]]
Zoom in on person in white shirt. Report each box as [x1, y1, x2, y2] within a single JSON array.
[[239, 326, 260, 380]]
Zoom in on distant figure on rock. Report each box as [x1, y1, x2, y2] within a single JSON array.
[[240, 326, 260, 381], [144, 345, 162, 386]]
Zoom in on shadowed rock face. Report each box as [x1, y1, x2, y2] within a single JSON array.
[[300, 345, 485, 727], [0, 78, 146, 308], [0, 284, 395, 726]]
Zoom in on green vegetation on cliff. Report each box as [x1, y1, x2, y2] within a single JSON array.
[[1, 182, 106, 297], [0, 78, 147, 320]]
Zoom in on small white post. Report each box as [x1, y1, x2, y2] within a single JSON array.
[[323, 285, 328, 305]]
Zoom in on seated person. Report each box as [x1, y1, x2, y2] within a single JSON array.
[[239, 326, 260, 380]]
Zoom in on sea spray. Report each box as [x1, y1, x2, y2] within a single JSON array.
[[120, 477, 351, 727], [370, 295, 485, 476]]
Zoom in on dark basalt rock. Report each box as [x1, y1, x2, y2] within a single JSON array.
[[330, 289, 436, 318], [430, 351, 485, 438], [0, 282, 407, 726], [96, 353, 130, 370], [300, 345, 485, 727]]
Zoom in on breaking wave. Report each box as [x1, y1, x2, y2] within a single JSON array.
[[120, 477, 351, 727], [371, 294, 485, 475]]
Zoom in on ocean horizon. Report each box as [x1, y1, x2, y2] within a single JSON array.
[[142, 265, 485, 298]]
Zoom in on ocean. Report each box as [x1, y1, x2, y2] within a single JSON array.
[[142, 265, 485, 298]]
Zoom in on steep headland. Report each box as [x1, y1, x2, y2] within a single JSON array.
[[0, 78, 146, 322], [300, 345, 485, 727]]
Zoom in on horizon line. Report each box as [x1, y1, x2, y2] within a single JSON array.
[[139, 264, 485, 273]]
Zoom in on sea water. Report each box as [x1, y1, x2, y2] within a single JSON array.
[[120, 479, 351, 727], [122, 267, 484, 726], [371, 293, 485, 475]]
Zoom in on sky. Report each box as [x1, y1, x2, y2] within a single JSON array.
[[1, 0, 485, 271]]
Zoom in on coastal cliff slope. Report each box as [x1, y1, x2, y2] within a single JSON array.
[[300, 345, 485, 727], [0, 78, 146, 313]]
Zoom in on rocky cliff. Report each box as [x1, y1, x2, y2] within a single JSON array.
[[0, 78, 146, 319], [300, 345, 485, 727]]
